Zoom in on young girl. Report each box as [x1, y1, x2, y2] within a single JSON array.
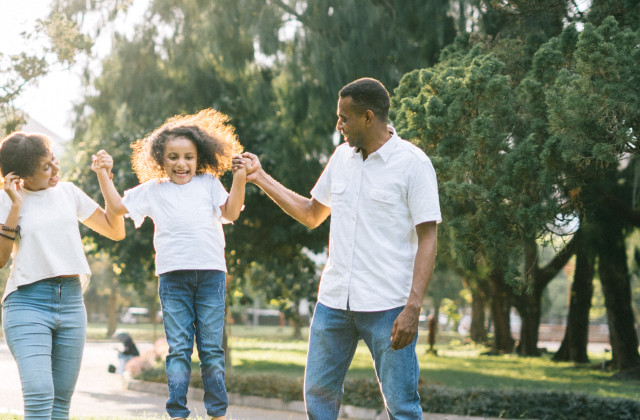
[[0, 132, 124, 419], [94, 108, 245, 420]]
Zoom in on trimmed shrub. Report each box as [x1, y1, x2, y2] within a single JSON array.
[[134, 370, 640, 419]]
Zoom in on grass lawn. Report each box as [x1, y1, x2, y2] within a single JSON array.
[[81, 322, 640, 403], [89, 323, 639, 403], [227, 326, 639, 402]]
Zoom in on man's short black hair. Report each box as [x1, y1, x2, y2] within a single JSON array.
[[339, 78, 390, 122]]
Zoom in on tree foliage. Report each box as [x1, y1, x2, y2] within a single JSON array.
[[392, 2, 640, 366], [53, 0, 459, 320]]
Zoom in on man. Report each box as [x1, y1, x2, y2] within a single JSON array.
[[241, 77, 441, 419]]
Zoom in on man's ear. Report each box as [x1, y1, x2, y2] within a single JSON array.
[[364, 109, 375, 126]]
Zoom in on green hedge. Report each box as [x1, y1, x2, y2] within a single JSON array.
[[419, 385, 640, 419], [136, 370, 640, 420]]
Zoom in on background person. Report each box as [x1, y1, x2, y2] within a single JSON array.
[[0, 131, 125, 419], [239, 77, 441, 420], [109, 331, 140, 374]]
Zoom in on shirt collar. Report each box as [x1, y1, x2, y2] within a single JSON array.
[[371, 125, 399, 162], [348, 125, 399, 161]]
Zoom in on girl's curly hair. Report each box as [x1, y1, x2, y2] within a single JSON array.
[[131, 108, 243, 183]]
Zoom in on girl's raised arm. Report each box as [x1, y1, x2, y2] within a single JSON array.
[[84, 150, 127, 240], [220, 154, 246, 222]]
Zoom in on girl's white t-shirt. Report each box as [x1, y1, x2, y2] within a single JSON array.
[[0, 182, 99, 302], [122, 174, 230, 275]]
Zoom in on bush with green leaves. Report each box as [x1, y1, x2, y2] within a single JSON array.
[[135, 369, 640, 419]]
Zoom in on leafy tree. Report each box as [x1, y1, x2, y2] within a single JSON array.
[[0, 10, 91, 133], [393, 5, 640, 368], [539, 16, 640, 370], [51, 0, 461, 336]]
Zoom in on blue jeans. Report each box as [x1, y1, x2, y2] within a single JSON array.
[[304, 303, 422, 420], [2, 277, 86, 420], [159, 270, 228, 418]]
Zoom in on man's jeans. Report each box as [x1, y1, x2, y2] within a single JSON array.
[[159, 270, 228, 418], [304, 303, 422, 420], [2, 277, 86, 420]]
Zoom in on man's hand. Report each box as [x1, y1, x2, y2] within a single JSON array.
[[239, 152, 262, 183], [390, 305, 421, 350]]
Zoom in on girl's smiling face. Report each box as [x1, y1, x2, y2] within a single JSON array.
[[22, 149, 60, 191], [162, 136, 198, 184]]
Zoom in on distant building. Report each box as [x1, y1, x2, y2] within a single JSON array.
[[20, 114, 69, 155], [1, 113, 69, 155]]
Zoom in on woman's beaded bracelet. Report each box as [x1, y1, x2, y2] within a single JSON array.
[[2, 224, 19, 233]]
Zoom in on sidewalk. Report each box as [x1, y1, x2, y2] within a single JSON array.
[[0, 340, 505, 420]]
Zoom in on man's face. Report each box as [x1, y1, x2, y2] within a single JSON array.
[[336, 96, 367, 150]]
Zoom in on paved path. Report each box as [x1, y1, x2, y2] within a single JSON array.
[[0, 340, 307, 419]]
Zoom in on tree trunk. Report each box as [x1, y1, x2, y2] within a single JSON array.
[[489, 270, 515, 354], [470, 290, 487, 343], [553, 228, 594, 363], [514, 291, 542, 356], [515, 239, 542, 356], [106, 286, 118, 338], [291, 311, 303, 340], [516, 236, 576, 357], [597, 223, 640, 370]]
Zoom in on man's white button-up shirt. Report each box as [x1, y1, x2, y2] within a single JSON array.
[[311, 127, 441, 311]]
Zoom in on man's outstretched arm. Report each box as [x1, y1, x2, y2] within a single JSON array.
[[240, 152, 331, 229]]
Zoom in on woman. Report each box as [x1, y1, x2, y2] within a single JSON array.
[[0, 131, 124, 419]]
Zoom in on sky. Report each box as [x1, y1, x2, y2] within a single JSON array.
[[0, 0, 81, 139], [0, 1, 147, 141]]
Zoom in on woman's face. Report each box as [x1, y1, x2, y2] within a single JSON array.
[[162, 136, 198, 185], [22, 149, 60, 191]]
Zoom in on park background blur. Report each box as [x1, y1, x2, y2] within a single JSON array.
[[1, 1, 640, 418]]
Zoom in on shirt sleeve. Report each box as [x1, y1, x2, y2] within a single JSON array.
[[408, 157, 442, 225], [122, 181, 152, 228], [207, 174, 230, 222], [71, 183, 101, 222], [311, 147, 340, 207]]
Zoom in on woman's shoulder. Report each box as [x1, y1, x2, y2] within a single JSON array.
[[57, 181, 85, 196]]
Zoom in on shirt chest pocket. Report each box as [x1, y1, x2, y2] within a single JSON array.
[[369, 188, 402, 226], [331, 182, 348, 201]]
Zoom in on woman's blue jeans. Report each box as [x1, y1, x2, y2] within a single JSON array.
[[304, 303, 422, 420], [159, 270, 228, 418], [2, 277, 86, 420]]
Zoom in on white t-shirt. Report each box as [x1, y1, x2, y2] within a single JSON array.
[[311, 127, 441, 311], [122, 174, 230, 275], [0, 182, 99, 303]]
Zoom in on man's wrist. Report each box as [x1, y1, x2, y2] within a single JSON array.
[[404, 300, 422, 314], [251, 168, 268, 187]]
